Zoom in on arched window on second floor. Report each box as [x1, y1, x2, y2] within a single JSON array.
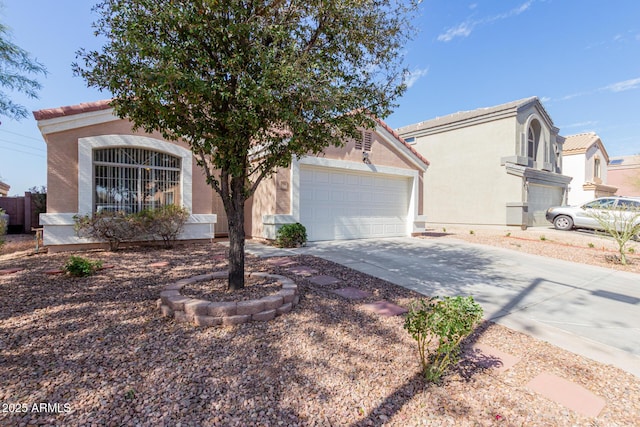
[[527, 120, 541, 161]]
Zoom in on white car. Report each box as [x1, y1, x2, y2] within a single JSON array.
[[545, 197, 640, 236]]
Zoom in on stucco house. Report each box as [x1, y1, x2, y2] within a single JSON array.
[[0, 179, 9, 197], [561, 132, 617, 206], [397, 97, 572, 228], [607, 155, 640, 197], [33, 100, 429, 250]]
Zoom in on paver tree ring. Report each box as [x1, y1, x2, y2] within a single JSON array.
[[158, 271, 299, 327]]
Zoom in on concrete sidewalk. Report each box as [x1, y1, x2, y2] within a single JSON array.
[[245, 237, 640, 378]]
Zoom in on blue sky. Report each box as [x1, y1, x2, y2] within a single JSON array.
[[1, 0, 639, 195]]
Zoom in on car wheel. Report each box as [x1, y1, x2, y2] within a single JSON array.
[[553, 215, 573, 231]]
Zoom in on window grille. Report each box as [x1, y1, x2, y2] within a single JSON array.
[[93, 147, 181, 213]]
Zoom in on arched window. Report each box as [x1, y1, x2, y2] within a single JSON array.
[[93, 147, 181, 213], [527, 120, 541, 161]]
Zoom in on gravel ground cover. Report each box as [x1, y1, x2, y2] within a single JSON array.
[[181, 276, 280, 302], [1, 235, 639, 426], [420, 225, 640, 274]]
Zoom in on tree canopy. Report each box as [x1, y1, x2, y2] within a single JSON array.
[[75, 0, 419, 289], [0, 18, 47, 121]]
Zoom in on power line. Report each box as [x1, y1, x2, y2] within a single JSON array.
[[0, 128, 44, 143], [0, 138, 46, 153], [0, 144, 46, 158]]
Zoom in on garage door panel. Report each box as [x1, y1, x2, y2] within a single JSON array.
[[529, 184, 563, 227], [300, 165, 411, 241]]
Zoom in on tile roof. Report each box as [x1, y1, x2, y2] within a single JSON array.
[[31, 99, 429, 167], [396, 96, 551, 135], [33, 99, 113, 121], [608, 155, 640, 167], [562, 132, 599, 153], [374, 117, 430, 166], [0, 179, 10, 195]]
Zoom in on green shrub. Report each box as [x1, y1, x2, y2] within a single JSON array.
[[64, 256, 103, 277], [539, 235, 546, 241], [276, 223, 307, 248], [469, 230, 475, 235], [404, 296, 483, 383]]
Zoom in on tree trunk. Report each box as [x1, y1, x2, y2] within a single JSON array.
[[227, 176, 246, 290]]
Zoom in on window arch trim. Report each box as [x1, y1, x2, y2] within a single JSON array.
[[78, 135, 193, 215], [522, 113, 548, 165]]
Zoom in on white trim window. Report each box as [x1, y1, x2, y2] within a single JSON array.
[[78, 135, 193, 215], [594, 157, 601, 180], [527, 121, 540, 161], [93, 147, 181, 213]]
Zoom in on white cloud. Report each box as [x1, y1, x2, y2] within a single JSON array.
[[549, 77, 640, 104], [514, 0, 533, 14], [404, 67, 430, 88], [604, 77, 640, 92], [558, 91, 591, 101], [437, 1, 534, 42], [561, 121, 598, 129], [437, 22, 473, 42]]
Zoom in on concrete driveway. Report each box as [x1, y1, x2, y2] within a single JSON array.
[[248, 236, 640, 377]]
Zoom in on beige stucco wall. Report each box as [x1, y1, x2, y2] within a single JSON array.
[[412, 117, 519, 225], [248, 170, 279, 238], [608, 157, 640, 197], [43, 114, 424, 240], [44, 118, 214, 215], [248, 127, 426, 238], [316, 130, 424, 215]]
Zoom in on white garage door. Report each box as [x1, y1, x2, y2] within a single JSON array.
[[300, 165, 411, 241], [528, 183, 563, 226]]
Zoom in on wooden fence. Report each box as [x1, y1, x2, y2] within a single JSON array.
[[0, 192, 44, 233]]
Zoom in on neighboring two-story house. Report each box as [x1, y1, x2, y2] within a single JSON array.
[[397, 97, 572, 228], [561, 132, 617, 206]]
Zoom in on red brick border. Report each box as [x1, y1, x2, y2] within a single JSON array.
[[158, 271, 299, 327]]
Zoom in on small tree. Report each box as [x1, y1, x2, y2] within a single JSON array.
[[28, 185, 47, 224], [404, 296, 483, 383], [74, 0, 419, 290], [589, 206, 640, 265], [0, 15, 47, 121]]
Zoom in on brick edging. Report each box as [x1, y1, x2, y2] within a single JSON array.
[[157, 271, 299, 326]]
